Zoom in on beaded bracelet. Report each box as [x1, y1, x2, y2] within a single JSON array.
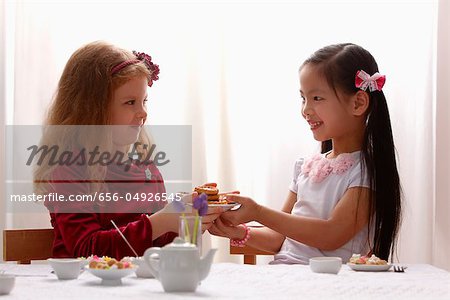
[[230, 223, 251, 247]]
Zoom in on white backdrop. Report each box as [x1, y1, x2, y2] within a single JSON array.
[[1, 0, 448, 270]]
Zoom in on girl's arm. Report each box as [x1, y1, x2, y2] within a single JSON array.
[[51, 212, 169, 259], [209, 191, 297, 253], [222, 187, 371, 251], [149, 205, 223, 237]]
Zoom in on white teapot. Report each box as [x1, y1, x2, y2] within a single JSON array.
[[143, 237, 217, 292]]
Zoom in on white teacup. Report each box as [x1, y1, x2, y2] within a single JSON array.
[[132, 257, 154, 278], [309, 257, 342, 274], [47, 258, 82, 280], [0, 274, 15, 295]]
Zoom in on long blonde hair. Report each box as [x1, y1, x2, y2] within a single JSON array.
[[34, 41, 156, 194]]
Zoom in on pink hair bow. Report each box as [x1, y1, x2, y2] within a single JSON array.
[[355, 70, 386, 92]]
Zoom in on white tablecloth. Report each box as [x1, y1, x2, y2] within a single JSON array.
[[1, 263, 449, 299]]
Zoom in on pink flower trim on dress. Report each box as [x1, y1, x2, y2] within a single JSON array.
[[330, 153, 355, 174], [301, 153, 355, 183]]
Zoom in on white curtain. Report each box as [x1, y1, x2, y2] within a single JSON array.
[[0, 0, 6, 253], [434, 0, 450, 270], [1, 0, 448, 270]]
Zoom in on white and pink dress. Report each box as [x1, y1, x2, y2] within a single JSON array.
[[272, 151, 373, 265]]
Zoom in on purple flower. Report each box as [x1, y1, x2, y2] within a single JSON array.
[[193, 193, 208, 216], [172, 198, 186, 213]]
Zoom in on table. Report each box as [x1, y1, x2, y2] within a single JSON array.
[[1, 263, 449, 299]]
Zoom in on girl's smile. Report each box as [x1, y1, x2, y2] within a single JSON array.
[[307, 120, 324, 130]]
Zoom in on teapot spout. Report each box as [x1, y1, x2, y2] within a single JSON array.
[[199, 248, 217, 281]]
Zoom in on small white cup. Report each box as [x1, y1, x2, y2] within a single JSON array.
[[132, 257, 154, 278], [0, 274, 16, 295], [47, 258, 82, 280], [309, 257, 342, 274]]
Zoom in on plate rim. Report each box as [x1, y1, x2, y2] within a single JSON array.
[[207, 203, 239, 209]]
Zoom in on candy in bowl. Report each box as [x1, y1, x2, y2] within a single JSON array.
[[85, 256, 136, 285]]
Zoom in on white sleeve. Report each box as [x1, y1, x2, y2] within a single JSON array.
[[347, 161, 371, 189], [289, 158, 304, 193]]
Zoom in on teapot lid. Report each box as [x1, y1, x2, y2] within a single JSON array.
[[164, 237, 197, 250]]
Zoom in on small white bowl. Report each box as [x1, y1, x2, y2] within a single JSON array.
[[309, 257, 342, 274], [85, 266, 136, 285], [47, 258, 82, 280], [131, 257, 154, 278], [0, 274, 15, 295]]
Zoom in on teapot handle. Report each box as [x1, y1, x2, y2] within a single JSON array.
[[143, 247, 161, 279]]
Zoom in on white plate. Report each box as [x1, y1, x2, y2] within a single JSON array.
[[347, 263, 392, 272], [208, 203, 239, 211], [85, 266, 136, 285]]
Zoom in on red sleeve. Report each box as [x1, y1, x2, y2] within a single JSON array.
[[51, 212, 176, 259], [47, 164, 177, 259], [154, 231, 178, 248]]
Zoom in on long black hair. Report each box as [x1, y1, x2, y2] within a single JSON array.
[[302, 43, 402, 261]]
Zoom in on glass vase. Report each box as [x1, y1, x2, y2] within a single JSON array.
[[179, 215, 202, 251]]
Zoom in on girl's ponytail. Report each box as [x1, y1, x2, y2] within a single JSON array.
[[363, 90, 402, 260]]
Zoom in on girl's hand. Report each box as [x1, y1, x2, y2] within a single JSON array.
[[220, 195, 261, 226], [208, 216, 247, 240], [178, 192, 223, 232], [177, 191, 224, 232]]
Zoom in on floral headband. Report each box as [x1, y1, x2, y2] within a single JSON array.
[[111, 51, 160, 87], [355, 70, 385, 92]]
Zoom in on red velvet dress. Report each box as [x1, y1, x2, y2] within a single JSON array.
[[44, 159, 177, 259]]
